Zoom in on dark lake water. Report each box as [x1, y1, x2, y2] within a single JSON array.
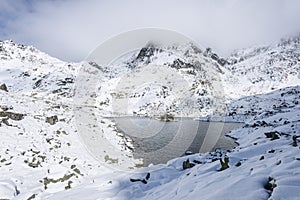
[[110, 117, 243, 166]]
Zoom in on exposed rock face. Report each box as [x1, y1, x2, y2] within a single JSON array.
[[136, 44, 157, 63]]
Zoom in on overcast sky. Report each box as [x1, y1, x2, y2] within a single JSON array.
[[0, 0, 300, 62]]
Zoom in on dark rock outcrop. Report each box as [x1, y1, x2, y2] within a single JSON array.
[[0, 83, 8, 92]]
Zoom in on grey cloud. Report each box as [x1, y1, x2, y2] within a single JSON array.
[[0, 0, 300, 62]]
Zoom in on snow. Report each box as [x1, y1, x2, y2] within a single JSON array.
[[0, 35, 300, 199], [43, 91, 300, 199]]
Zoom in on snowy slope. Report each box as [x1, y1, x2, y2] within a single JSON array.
[[223, 34, 300, 99], [41, 86, 300, 200], [0, 40, 138, 199]]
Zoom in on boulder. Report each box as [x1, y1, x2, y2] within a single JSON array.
[[0, 83, 8, 92], [45, 115, 58, 125], [183, 159, 195, 170]]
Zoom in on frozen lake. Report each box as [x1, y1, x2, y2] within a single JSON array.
[[110, 117, 243, 166]]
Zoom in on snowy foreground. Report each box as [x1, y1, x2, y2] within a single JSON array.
[[0, 36, 300, 200], [43, 86, 300, 200]]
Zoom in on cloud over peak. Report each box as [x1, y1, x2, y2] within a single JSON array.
[[1, 0, 300, 62]]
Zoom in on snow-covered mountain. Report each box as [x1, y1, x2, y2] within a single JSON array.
[[223, 35, 300, 99], [87, 35, 300, 118], [90, 42, 225, 118], [0, 34, 300, 199]]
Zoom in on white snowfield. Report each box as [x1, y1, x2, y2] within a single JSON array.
[[0, 34, 299, 200]]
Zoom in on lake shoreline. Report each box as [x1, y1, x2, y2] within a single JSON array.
[[107, 116, 243, 166], [104, 115, 246, 123]]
